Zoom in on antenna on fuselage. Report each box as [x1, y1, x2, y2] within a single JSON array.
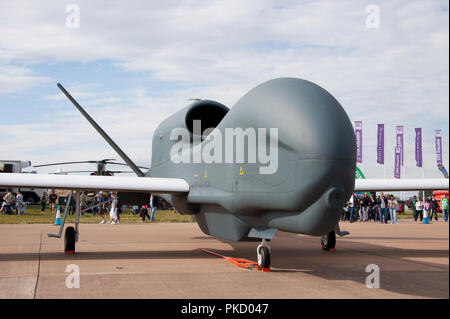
[[57, 83, 145, 177]]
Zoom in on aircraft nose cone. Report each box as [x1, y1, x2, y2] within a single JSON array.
[[325, 187, 346, 210]]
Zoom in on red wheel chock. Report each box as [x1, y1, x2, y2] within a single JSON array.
[[200, 249, 270, 272]]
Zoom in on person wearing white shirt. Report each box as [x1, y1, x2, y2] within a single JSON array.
[[388, 195, 398, 224], [16, 192, 25, 215], [349, 194, 355, 223], [108, 193, 119, 224], [415, 197, 424, 222]]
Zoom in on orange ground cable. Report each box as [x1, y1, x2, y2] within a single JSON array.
[[200, 248, 271, 272]]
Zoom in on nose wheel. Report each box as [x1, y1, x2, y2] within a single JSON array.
[[256, 239, 271, 271], [321, 230, 336, 251]]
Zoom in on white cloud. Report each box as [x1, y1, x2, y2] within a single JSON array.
[[0, 64, 51, 94]]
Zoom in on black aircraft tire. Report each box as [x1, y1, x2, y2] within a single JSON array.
[[64, 226, 76, 254], [321, 231, 336, 250], [257, 246, 270, 269]]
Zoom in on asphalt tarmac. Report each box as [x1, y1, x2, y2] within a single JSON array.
[[0, 220, 448, 299]]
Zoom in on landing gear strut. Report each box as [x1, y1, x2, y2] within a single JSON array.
[[64, 190, 81, 255], [256, 239, 271, 270], [321, 230, 336, 250]]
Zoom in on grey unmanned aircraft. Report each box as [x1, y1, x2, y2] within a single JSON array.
[[0, 77, 447, 270]]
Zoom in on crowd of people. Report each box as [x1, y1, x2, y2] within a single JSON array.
[[2, 189, 448, 225], [409, 194, 448, 222], [1, 189, 160, 225], [341, 192, 449, 224], [0, 191, 26, 215]]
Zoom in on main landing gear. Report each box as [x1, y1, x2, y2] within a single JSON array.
[[64, 226, 76, 254], [320, 230, 336, 251], [256, 239, 271, 271], [47, 190, 81, 255], [49, 190, 113, 254]]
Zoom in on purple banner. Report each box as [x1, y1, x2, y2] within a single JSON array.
[[415, 128, 422, 167], [394, 146, 401, 179], [396, 126, 404, 166], [436, 129, 442, 166], [377, 124, 384, 164], [355, 121, 362, 163]]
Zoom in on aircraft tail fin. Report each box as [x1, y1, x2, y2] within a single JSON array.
[[57, 83, 145, 177]]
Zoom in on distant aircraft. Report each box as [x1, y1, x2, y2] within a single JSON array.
[[34, 158, 147, 176], [1, 78, 447, 270]]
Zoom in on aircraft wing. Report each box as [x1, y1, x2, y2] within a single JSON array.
[[354, 178, 449, 192], [0, 173, 189, 193]]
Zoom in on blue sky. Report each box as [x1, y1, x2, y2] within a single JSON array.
[[0, 0, 448, 186]]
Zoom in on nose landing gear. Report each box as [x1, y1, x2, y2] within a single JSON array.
[[256, 239, 271, 271]]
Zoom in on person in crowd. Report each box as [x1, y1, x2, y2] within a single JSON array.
[[97, 191, 107, 224], [388, 195, 398, 224], [108, 193, 119, 224], [89, 192, 97, 216], [348, 194, 355, 223], [369, 193, 377, 221], [415, 197, 424, 222], [141, 205, 151, 222], [133, 205, 139, 215], [429, 196, 439, 221], [440, 194, 449, 222], [149, 194, 156, 222], [16, 191, 25, 215], [376, 193, 382, 223], [410, 195, 418, 221], [68, 194, 76, 215], [341, 202, 349, 221], [92, 197, 98, 216], [354, 195, 361, 222], [40, 192, 47, 213], [424, 199, 430, 219], [377, 193, 387, 223], [48, 190, 58, 214], [3, 191, 15, 215], [359, 194, 370, 222], [116, 203, 122, 224], [384, 194, 391, 223]]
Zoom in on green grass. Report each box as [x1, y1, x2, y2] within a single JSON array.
[[0, 205, 194, 224], [396, 209, 413, 219]]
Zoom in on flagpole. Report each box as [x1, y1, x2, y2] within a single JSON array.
[[442, 133, 445, 180], [422, 166, 425, 200], [403, 145, 406, 201], [422, 129, 425, 200]]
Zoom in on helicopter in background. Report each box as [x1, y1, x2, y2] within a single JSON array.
[[33, 159, 148, 176]]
